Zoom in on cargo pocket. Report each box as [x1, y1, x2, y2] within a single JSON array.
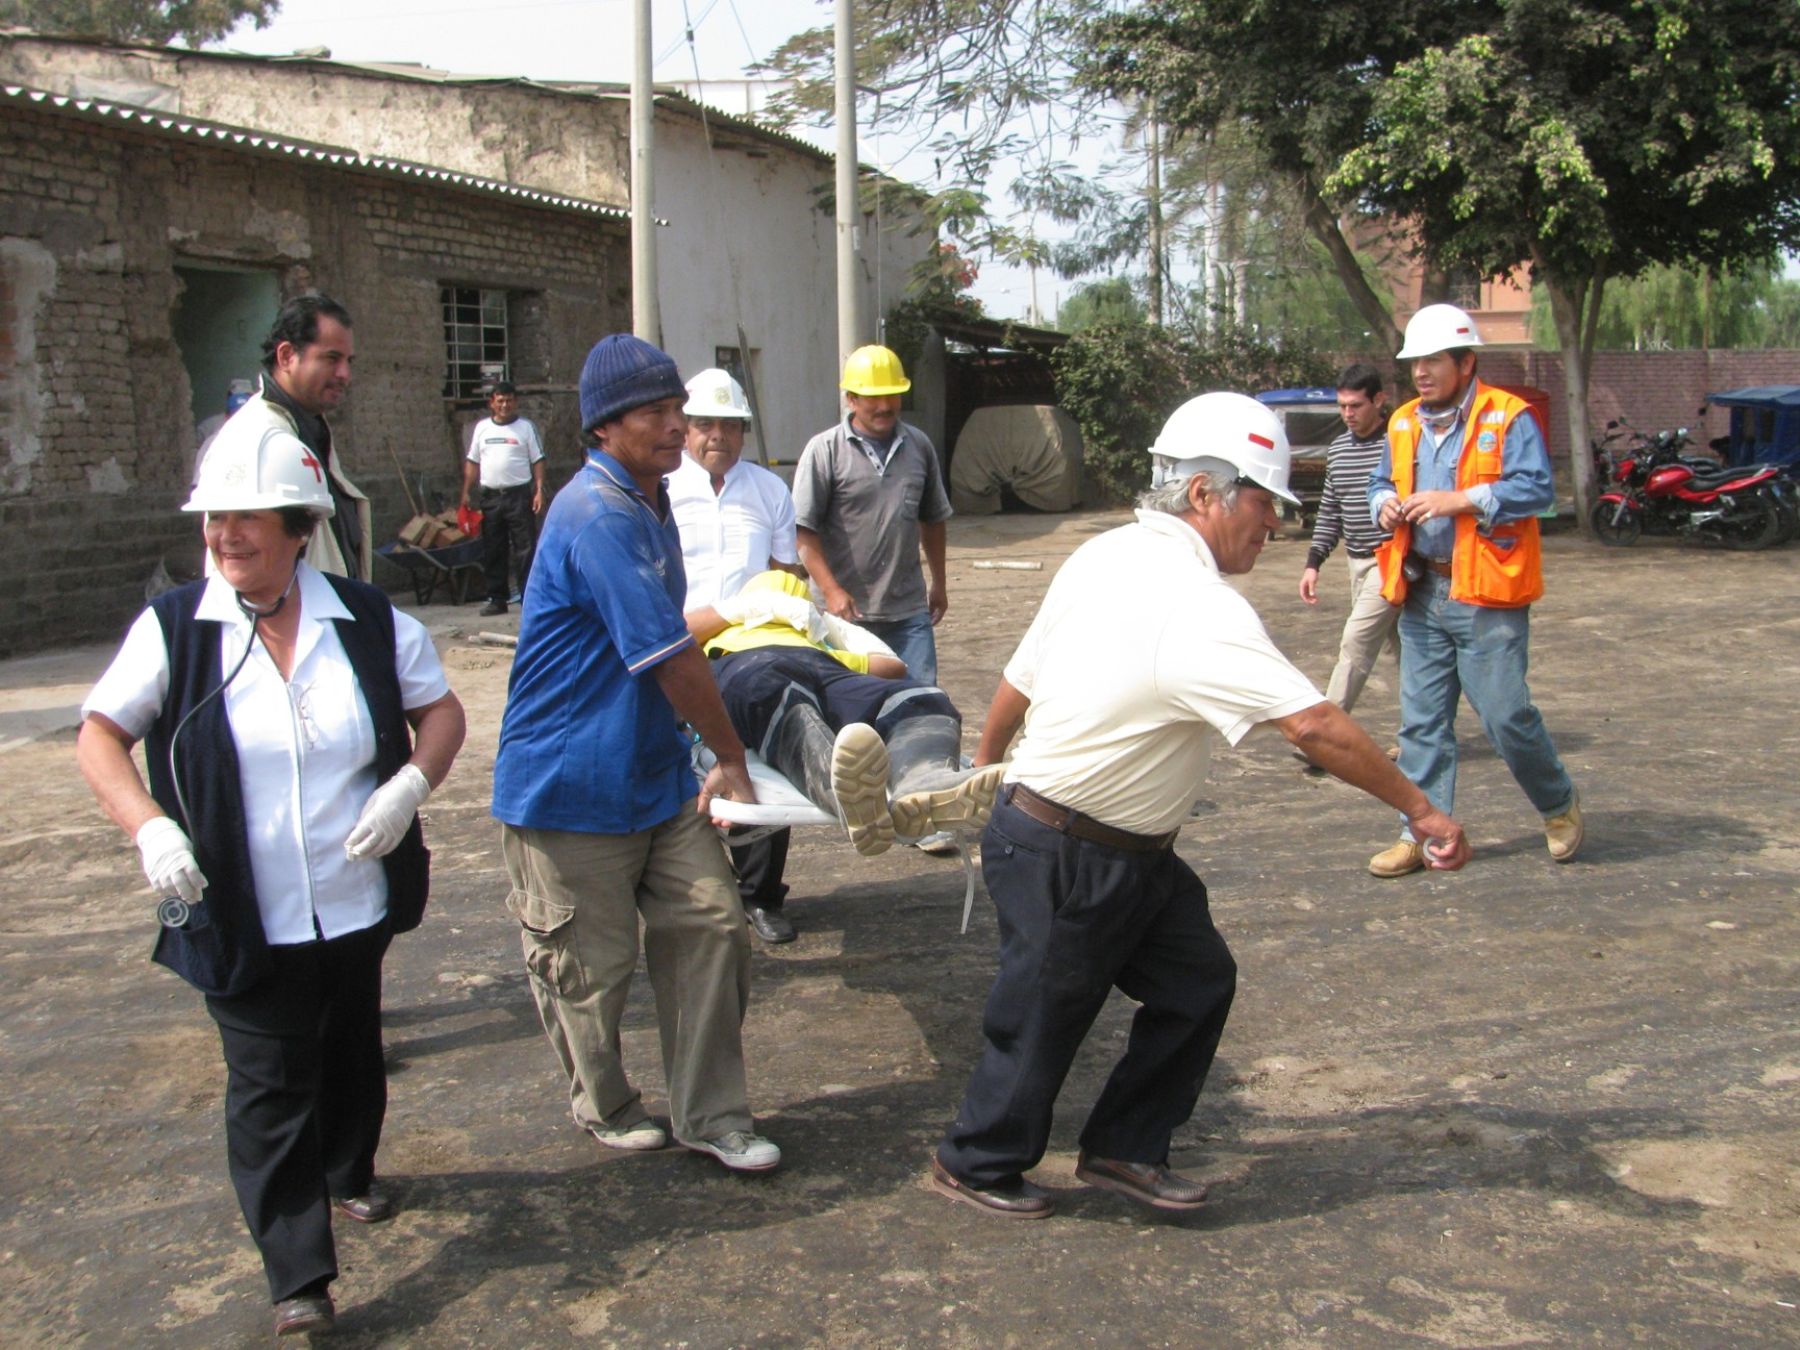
[[507, 889, 577, 996]]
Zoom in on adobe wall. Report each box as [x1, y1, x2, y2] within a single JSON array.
[[0, 100, 628, 656]]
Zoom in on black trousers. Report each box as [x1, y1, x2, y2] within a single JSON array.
[[479, 482, 537, 602], [204, 921, 392, 1302], [728, 826, 791, 912], [936, 799, 1237, 1188]]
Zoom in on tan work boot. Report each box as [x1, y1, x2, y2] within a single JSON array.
[[1368, 837, 1425, 878], [830, 723, 894, 856], [1543, 795, 1583, 862], [891, 763, 1007, 842]]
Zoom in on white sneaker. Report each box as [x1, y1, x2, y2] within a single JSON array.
[[911, 831, 961, 856], [588, 1120, 667, 1151], [680, 1130, 781, 1172]]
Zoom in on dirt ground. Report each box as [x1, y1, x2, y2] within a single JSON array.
[[1, 511, 1797, 1347]]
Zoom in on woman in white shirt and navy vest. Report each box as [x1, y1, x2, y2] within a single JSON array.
[[77, 414, 465, 1337]]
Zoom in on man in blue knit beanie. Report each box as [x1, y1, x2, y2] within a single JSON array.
[[492, 333, 782, 1174]]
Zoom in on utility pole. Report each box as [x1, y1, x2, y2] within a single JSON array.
[[1147, 96, 1165, 327], [834, 0, 864, 369], [630, 0, 661, 345]]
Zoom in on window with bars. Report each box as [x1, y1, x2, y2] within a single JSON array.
[[441, 285, 509, 398]]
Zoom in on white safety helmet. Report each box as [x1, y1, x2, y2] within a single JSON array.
[[1396, 303, 1485, 360], [1148, 391, 1299, 505], [184, 412, 336, 517], [683, 367, 753, 421]]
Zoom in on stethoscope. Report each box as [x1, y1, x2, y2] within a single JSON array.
[[156, 567, 300, 930]]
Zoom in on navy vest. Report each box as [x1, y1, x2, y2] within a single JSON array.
[[143, 573, 430, 995]]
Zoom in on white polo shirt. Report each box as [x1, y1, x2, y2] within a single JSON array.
[[1004, 510, 1323, 836], [669, 451, 800, 609], [465, 416, 545, 489], [84, 564, 451, 944]]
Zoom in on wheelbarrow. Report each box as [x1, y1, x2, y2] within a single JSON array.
[[376, 537, 485, 605]]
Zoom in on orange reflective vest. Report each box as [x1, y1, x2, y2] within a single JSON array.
[[1375, 381, 1543, 608]]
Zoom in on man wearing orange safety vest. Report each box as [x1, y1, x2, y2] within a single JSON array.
[[1365, 304, 1582, 878]]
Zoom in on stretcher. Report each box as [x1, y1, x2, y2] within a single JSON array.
[[693, 745, 984, 933]]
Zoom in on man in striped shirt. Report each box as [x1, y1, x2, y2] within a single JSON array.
[[1298, 363, 1400, 722]]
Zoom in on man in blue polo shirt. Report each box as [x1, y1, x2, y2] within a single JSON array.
[[493, 333, 780, 1174]]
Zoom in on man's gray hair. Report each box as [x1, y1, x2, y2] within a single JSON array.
[[1137, 471, 1239, 516]]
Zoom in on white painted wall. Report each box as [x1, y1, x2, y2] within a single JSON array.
[[652, 109, 932, 468]]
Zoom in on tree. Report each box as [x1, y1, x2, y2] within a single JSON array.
[[0, 0, 278, 45], [1053, 310, 1333, 503], [755, 2, 1124, 283], [1081, 1, 1464, 355], [1329, 0, 1800, 522], [1055, 277, 1143, 332], [1088, 0, 1800, 527], [1531, 259, 1800, 352]]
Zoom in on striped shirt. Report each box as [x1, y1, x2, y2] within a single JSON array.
[[1305, 428, 1392, 570]]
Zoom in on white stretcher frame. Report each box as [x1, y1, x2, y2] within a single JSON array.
[[694, 746, 985, 933]]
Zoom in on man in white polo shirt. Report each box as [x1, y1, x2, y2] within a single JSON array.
[[461, 380, 546, 617], [928, 392, 1471, 1221], [668, 368, 807, 944]]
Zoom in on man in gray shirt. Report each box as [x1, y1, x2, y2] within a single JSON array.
[[792, 344, 952, 686]]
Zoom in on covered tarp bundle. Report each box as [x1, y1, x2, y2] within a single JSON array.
[[949, 405, 1085, 515]]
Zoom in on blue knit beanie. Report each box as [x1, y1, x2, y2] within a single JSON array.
[[579, 334, 686, 433]]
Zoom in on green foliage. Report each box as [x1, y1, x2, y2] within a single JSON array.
[[1052, 314, 1333, 504], [1327, 1, 1800, 293], [1055, 277, 1143, 332], [0, 0, 277, 44], [1530, 260, 1800, 350], [882, 291, 987, 380], [754, 2, 1120, 281]]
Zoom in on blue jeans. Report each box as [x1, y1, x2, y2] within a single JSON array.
[[862, 611, 938, 687], [1395, 572, 1574, 836]]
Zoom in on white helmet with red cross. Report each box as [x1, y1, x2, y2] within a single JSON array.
[[185, 410, 335, 517], [1149, 391, 1299, 505]]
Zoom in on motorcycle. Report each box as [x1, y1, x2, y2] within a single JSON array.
[[1591, 419, 1787, 549]]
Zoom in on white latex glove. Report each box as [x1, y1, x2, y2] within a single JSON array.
[[711, 592, 747, 623], [766, 592, 827, 643], [818, 610, 898, 661], [135, 816, 208, 905], [344, 764, 431, 861], [735, 596, 779, 631]]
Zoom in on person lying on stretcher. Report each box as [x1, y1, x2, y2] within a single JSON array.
[[685, 570, 1004, 856]]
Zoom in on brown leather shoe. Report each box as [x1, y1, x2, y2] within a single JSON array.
[[1368, 837, 1425, 878], [274, 1294, 335, 1336], [1543, 795, 1583, 862], [928, 1156, 1054, 1219], [333, 1187, 394, 1223], [1075, 1152, 1208, 1211]]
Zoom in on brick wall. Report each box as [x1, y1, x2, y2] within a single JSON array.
[[0, 101, 629, 656], [1427, 349, 1799, 461]]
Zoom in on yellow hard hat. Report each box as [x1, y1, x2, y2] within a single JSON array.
[[839, 345, 911, 396], [740, 569, 810, 600]]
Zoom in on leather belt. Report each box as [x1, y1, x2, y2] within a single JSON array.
[[1004, 784, 1177, 854], [1410, 554, 1453, 577]]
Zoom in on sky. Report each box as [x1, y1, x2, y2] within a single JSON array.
[[205, 0, 1093, 319]]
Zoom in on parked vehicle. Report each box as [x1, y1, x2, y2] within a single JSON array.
[[1592, 418, 1787, 549]]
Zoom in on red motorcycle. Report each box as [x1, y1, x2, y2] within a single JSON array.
[[1591, 422, 1786, 549]]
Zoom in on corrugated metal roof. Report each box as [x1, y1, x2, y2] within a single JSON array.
[[0, 29, 873, 173], [2, 81, 632, 221]]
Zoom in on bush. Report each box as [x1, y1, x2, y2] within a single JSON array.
[[1053, 317, 1335, 504]]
